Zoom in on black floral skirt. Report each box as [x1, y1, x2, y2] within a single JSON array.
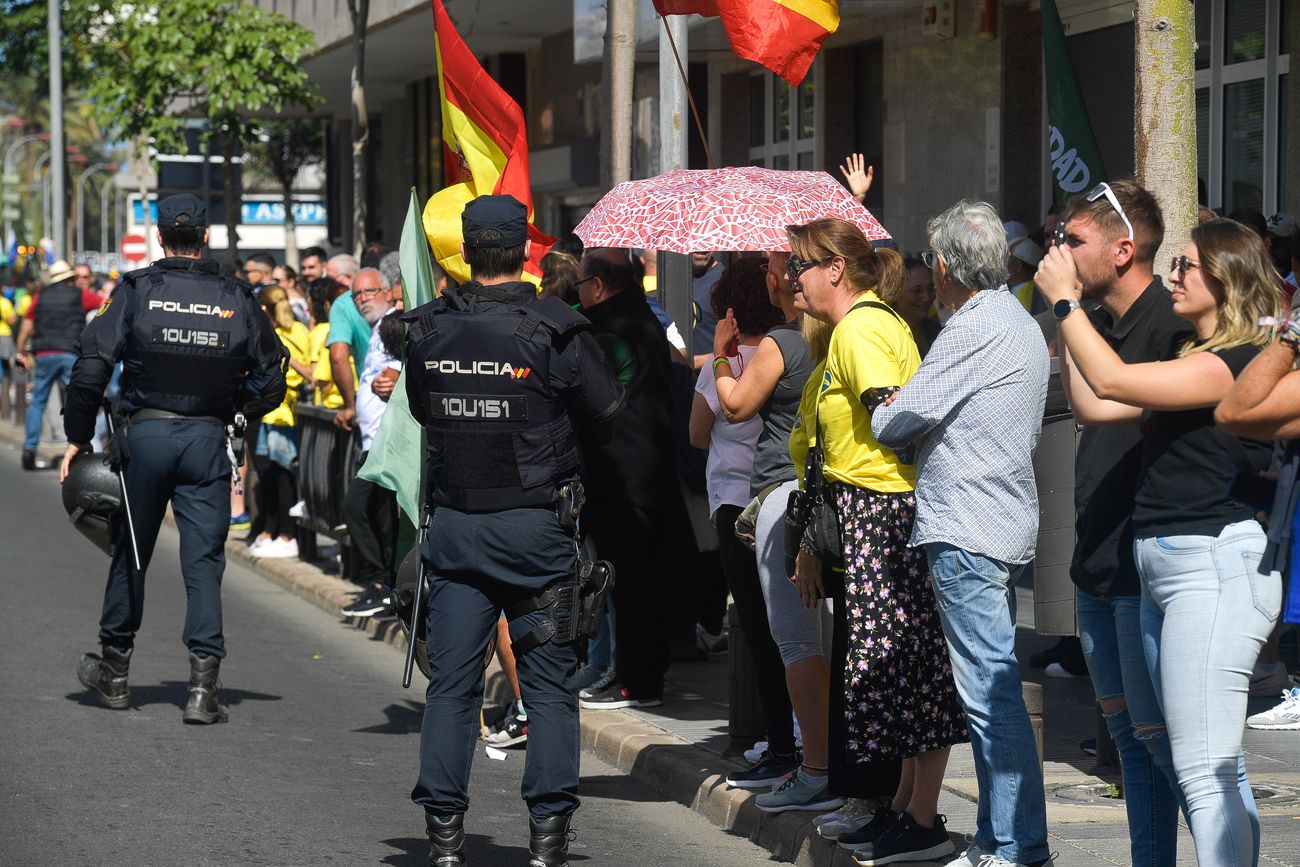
[[833, 483, 968, 760]]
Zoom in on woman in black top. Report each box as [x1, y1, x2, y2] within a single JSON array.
[[1040, 218, 1283, 866]]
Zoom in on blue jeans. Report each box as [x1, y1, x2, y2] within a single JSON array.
[[1136, 519, 1281, 867], [925, 543, 1048, 865], [23, 352, 75, 451], [1076, 589, 1181, 866]]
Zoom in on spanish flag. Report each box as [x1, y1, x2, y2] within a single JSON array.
[[425, 0, 553, 284], [653, 0, 838, 86]]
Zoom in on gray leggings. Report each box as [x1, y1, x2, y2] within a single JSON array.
[[755, 479, 833, 665]]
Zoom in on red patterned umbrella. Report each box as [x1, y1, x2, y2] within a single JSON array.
[[573, 166, 890, 254]]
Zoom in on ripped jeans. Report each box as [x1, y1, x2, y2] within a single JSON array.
[[1076, 589, 1181, 866], [1136, 519, 1282, 867]]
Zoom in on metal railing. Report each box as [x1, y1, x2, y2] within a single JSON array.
[[294, 404, 361, 578]]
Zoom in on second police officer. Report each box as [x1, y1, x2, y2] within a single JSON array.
[[404, 195, 624, 867], [61, 193, 287, 725]]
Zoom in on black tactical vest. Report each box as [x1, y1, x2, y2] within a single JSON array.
[[120, 265, 253, 418], [31, 281, 85, 353], [406, 289, 588, 513]]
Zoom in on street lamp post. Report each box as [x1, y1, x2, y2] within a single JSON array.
[[34, 150, 52, 243], [2, 133, 50, 247], [75, 162, 112, 254], [100, 174, 114, 255]]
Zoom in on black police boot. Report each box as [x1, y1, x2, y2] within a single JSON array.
[[21, 450, 36, 471], [77, 645, 132, 709], [528, 814, 573, 867], [182, 652, 228, 724], [425, 812, 465, 866]]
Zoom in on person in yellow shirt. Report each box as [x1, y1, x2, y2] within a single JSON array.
[[0, 291, 17, 406], [250, 286, 312, 559], [773, 219, 967, 861], [306, 284, 350, 409]]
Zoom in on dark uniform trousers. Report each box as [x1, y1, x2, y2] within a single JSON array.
[[411, 505, 580, 820], [99, 419, 231, 658]]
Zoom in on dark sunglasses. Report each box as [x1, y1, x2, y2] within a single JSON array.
[[1170, 255, 1200, 274], [785, 255, 833, 280]]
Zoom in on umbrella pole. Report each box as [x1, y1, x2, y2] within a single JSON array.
[[658, 14, 715, 170]]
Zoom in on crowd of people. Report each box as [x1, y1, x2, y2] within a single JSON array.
[[6, 167, 1300, 867]]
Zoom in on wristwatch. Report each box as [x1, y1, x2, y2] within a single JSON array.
[[1053, 298, 1083, 320]]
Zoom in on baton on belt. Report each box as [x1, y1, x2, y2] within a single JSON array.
[[402, 505, 432, 689], [103, 404, 142, 571]]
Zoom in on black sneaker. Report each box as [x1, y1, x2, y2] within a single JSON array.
[[576, 668, 618, 700], [21, 450, 36, 471], [486, 710, 529, 748], [837, 807, 900, 850], [851, 812, 954, 866], [342, 584, 397, 618], [578, 681, 663, 710], [725, 750, 799, 789]]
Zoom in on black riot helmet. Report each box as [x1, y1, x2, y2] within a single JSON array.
[[61, 451, 123, 557], [393, 547, 431, 680]]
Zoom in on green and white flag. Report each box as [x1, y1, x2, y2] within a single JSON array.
[[356, 188, 436, 523], [1043, 0, 1107, 204]]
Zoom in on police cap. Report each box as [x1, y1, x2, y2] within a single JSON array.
[[463, 195, 528, 248], [158, 193, 208, 229]]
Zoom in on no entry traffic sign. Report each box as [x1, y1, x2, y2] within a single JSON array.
[[120, 234, 148, 262]]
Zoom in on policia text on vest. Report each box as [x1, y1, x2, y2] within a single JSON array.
[[61, 194, 287, 726]]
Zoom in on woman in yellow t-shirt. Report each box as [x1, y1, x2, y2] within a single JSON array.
[[251, 286, 313, 559], [777, 219, 967, 852], [306, 286, 350, 409]]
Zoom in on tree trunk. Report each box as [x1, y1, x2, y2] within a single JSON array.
[[222, 133, 240, 267], [282, 182, 298, 269], [600, 0, 637, 190], [1134, 0, 1196, 269], [348, 0, 370, 259]]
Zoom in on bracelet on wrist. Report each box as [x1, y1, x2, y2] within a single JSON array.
[[712, 355, 733, 373]]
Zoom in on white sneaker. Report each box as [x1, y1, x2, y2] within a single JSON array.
[[247, 537, 274, 557], [257, 537, 299, 559], [743, 739, 769, 764], [944, 848, 1047, 867], [1247, 686, 1300, 730], [288, 499, 308, 519]]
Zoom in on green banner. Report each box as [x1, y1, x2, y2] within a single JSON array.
[[1042, 0, 1108, 205], [356, 188, 437, 526]]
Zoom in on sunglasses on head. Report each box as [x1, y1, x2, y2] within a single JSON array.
[[1086, 182, 1135, 241], [785, 255, 833, 280]]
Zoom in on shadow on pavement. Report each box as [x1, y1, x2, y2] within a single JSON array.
[[65, 682, 282, 710], [576, 773, 671, 804], [355, 700, 425, 735], [380, 834, 590, 866]]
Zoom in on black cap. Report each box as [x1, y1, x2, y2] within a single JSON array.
[[158, 193, 207, 229], [462, 194, 528, 248]]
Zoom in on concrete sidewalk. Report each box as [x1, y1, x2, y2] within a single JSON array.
[[5, 412, 1298, 866]]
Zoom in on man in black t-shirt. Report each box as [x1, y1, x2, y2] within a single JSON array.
[[1053, 180, 1190, 864]]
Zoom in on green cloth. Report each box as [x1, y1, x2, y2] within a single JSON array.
[[356, 189, 437, 525], [326, 292, 371, 372], [1042, 0, 1108, 205]]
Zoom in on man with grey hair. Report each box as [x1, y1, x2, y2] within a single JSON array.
[[379, 250, 403, 298], [340, 266, 403, 618], [872, 200, 1051, 867]]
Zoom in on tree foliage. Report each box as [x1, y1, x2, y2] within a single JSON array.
[[76, 0, 321, 157], [246, 118, 323, 193]]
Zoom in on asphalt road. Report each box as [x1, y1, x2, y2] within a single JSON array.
[[0, 442, 768, 867]]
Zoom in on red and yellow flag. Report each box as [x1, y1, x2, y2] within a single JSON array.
[[652, 0, 839, 86], [425, 0, 554, 284]]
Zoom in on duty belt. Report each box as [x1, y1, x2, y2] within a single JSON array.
[[129, 408, 225, 426]]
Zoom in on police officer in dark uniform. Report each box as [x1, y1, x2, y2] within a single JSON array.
[[60, 193, 287, 724], [404, 195, 624, 867]]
